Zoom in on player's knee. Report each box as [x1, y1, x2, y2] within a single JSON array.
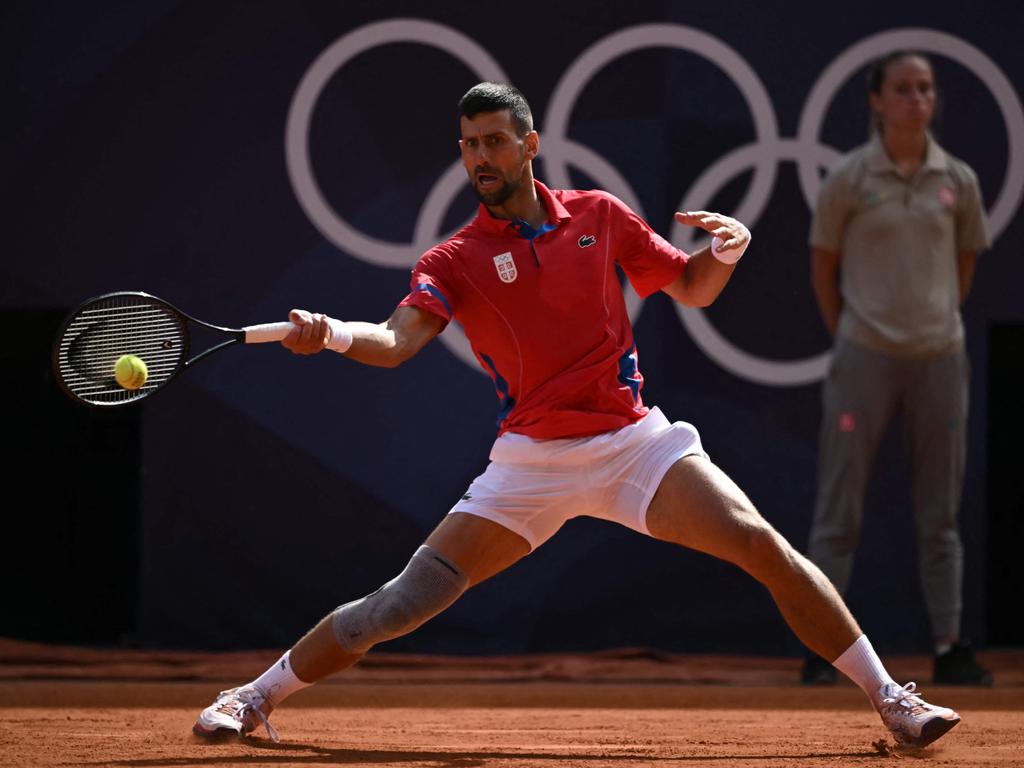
[[331, 545, 468, 654], [741, 518, 794, 579], [375, 594, 419, 637]]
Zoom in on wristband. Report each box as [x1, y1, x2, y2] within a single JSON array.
[[325, 317, 353, 353], [711, 233, 749, 265]]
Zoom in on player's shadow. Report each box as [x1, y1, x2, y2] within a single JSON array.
[[88, 739, 892, 766]]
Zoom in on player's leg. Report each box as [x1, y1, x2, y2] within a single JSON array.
[[647, 456, 861, 660], [903, 347, 991, 684], [289, 511, 530, 681], [645, 456, 960, 747], [194, 511, 530, 741]]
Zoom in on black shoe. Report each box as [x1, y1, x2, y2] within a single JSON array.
[[933, 643, 994, 686], [800, 653, 838, 685]]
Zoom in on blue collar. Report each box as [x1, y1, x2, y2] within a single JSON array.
[[512, 219, 559, 241]]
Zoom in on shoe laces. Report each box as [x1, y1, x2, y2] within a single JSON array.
[[881, 682, 929, 715], [217, 687, 280, 743]]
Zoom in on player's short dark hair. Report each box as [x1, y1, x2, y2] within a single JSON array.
[[458, 82, 534, 137]]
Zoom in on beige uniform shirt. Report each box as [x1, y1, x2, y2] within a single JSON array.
[[810, 134, 989, 356]]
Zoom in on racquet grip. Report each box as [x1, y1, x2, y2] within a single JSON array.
[[242, 322, 296, 343], [242, 318, 352, 352]]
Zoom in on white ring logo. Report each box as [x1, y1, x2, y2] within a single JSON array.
[[286, 21, 1024, 386]]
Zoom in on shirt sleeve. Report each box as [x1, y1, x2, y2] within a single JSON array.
[[954, 165, 991, 254], [606, 193, 689, 298], [809, 167, 853, 252], [397, 246, 456, 326]]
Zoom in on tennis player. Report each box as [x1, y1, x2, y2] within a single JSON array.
[[194, 82, 961, 749]]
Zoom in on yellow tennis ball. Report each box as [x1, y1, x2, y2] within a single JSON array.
[[114, 354, 148, 390]]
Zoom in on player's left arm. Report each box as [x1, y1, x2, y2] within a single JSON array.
[[660, 211, 751, 307]]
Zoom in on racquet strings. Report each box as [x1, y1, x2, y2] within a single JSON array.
[[56, 295, 187, 405]]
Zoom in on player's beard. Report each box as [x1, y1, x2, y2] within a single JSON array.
[[471, 166, 524, 207]]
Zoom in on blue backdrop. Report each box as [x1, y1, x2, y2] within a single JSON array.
[[5, 1, 1022, 655]]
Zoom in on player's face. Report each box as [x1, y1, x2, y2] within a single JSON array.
[[459, 110, 536, 207], [870, 56, 935, 134]]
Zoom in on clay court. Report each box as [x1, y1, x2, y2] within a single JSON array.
[[2, 639, 1021, 767]]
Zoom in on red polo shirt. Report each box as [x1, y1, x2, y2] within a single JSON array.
[[398, 181, 689, 439]]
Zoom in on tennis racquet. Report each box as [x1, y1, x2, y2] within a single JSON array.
[[52, 291, 296, 407]]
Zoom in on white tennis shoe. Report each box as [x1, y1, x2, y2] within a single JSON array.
[[192, 685, 279, 743], [877, 682, 959, 748]]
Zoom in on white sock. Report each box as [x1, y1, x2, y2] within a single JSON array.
[[250, 650, 312, 709], [831, 635, 898, 708]]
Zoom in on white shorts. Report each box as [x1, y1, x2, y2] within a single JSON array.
[[448, 407, 708, 550]]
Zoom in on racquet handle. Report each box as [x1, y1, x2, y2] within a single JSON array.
[[242, 322, 296, 343], [242, 318, 352, 351]]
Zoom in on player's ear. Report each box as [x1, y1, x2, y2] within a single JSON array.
[[524, 130, 539, 160]]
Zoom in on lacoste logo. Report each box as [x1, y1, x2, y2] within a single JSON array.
[[461, 493, 472, 501], [493, 251, 517, 283], [578, 234, 597, 248]]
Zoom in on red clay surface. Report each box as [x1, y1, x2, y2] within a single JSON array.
[[1, 639, 1021, 767]]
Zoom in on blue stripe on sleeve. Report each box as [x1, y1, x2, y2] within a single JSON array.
[[415, 283, 452, 318]]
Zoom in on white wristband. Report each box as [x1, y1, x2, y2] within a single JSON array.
[[325, 317, 353, 353], [711, 233, 749, 265]]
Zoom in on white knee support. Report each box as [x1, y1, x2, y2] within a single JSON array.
[[331, 545, 468, 654]]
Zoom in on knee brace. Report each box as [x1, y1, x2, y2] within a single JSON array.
[[331, 545, 468, 654]]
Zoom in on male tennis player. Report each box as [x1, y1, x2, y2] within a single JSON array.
[[195, 82, 961, 749]]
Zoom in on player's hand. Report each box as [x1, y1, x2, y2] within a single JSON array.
[[675, 211, 751, 253], [284, 309, 333, 355]]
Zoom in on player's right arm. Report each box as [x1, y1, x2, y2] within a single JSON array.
[[283, 305, 445, 368]]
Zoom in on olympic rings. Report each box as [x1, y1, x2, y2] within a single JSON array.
[[285, 19, 508, 269], [285, 21, 1024, 386]]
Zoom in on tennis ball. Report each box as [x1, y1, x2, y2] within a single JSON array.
[[114, 354, 148, 390]]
